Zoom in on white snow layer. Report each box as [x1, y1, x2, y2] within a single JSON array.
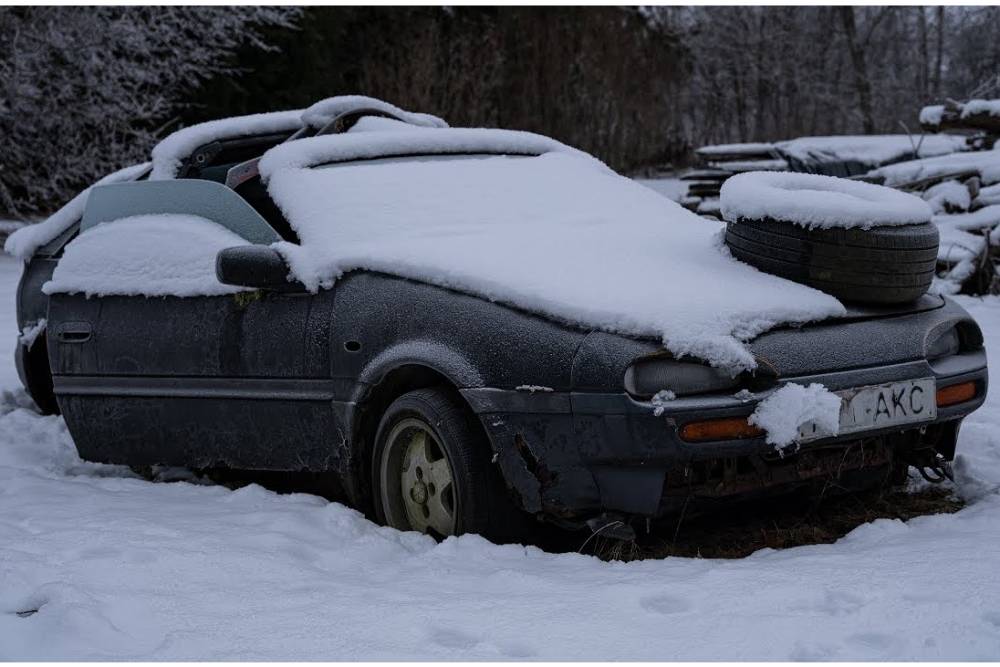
[[634, 177, 688, 202], [301, 95, 447, 130], [922, 180, 972, 213], [4, 162, 151, 261], [149, 109, 304, 181], [346, 116, 430, 133], [919, 104, 945, 126], [707, 158, 788, 173], [749, 382, 842, 451], [937, 226, 985, 264], [258, 126, 600, 174], [720, 171, 932, 229], [961, 99, 1000, 118], [870, 147, 1000, 187], [775, 134, 967, 169], [1, 246, 1000, 659], [976, 182, 1000, 207], [18, 319, 46, 350], [694, 142, 776, 157], [263, 148, 845, 370], [43, 214, 247, 298]]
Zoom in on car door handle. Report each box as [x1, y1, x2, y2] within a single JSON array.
[[57, 322, 93, 343]]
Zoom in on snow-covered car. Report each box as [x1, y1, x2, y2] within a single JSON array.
[[8, 98, 990, 543]]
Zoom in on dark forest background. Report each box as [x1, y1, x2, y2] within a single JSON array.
[[3, 6, 1000, 217]]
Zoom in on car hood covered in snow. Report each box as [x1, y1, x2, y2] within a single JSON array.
[[259, 130, 847, 371]]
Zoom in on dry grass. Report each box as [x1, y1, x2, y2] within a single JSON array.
[[581, 484, 963, 562]]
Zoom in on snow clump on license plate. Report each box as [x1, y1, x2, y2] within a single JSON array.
[[749, 382, 843, 452]]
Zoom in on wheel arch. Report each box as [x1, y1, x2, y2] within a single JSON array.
[[346, 344, 488, 511]]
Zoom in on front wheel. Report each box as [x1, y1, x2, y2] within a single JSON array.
[[372, 387, 525, 541]]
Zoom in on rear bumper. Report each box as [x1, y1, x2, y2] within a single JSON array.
[[463, 350, 987, 519]]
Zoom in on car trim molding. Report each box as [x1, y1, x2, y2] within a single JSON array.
[[52, 375, 341, 401]]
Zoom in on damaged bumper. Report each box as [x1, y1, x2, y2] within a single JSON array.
[[461, 348, 988, 521]]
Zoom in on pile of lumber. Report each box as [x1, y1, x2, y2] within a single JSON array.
[[681, 143, 787, 219], [920, 99, 1000, 139], [904, 98, 1000, 294]]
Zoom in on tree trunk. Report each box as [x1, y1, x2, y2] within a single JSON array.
[[917, 7, 929, 99], [838, 6, 876, 133], [932, 6, 945, 98]]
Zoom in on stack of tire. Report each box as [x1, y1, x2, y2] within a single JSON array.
[[721, 172, 939, 305]]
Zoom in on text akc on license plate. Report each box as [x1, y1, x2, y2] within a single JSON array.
[[797, 378, 937, 443]]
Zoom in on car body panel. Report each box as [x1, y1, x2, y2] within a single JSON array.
[[47, 290, 343, 472]]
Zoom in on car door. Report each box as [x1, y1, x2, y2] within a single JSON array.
[[47, 180, 345, 472]]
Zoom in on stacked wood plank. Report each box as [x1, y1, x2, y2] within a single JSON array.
[[920, 99, 1000, 138], [682, 143, 788, 218]]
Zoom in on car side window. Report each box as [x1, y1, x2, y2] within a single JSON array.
[[82, 180, 281, 246]]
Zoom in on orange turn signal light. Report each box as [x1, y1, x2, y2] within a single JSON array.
[[680, 417, 765, 443], [936, 381, 977, 408]]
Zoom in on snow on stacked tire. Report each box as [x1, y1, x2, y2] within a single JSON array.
[[721, 171, 938, 305]]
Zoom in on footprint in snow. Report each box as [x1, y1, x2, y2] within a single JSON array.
[[640, 594, 693, 615], [983, 610, 1000, 628], [817, 589, 867, 616], [429, 627, 480, 651], [494, 640, 537, 658], [789, 640, 841, 660], [846, 631, 901, 656]]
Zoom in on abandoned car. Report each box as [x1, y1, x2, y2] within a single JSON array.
[[10, 97, 989, 542]]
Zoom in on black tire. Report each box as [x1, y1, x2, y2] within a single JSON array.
[[725, 218, 939, 304], [21, 334, 60, 415], [371, 387, 528, 543]]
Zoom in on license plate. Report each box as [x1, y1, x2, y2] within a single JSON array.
[[797, 378, 937, 443]]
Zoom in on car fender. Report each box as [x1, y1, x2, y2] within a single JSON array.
[[351, 338, 484, 403]]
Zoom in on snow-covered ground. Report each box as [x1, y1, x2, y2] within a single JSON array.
[[1, 253, 1000, 660], [634, 176, 687, 202]]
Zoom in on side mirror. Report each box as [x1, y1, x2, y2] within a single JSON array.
[[216, 245, 304, 291]]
